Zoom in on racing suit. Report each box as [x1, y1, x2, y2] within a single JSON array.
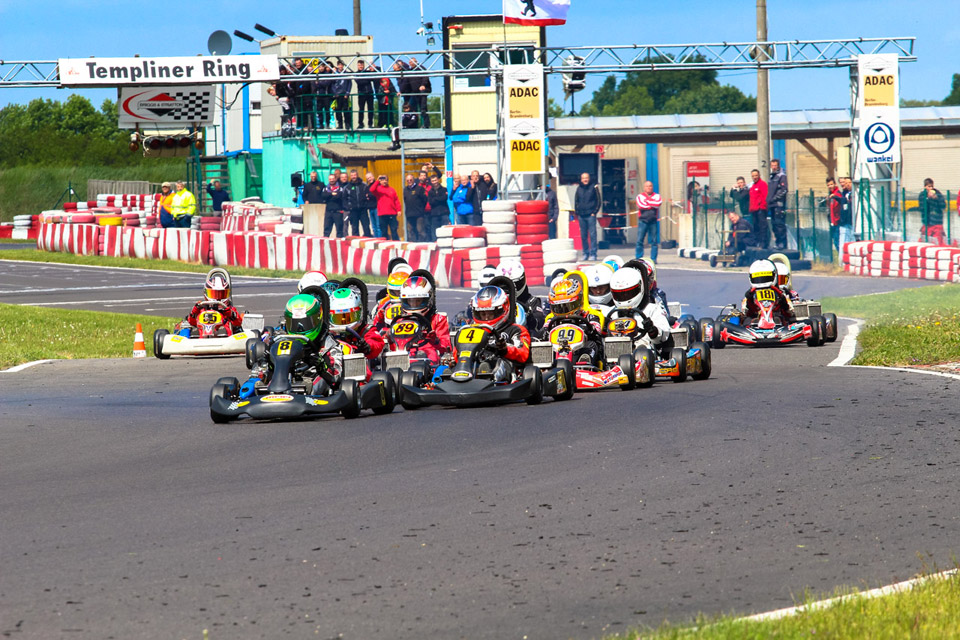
[[544, 311, 604, 366], [389, 312, 452, 365], [481, 323, 532, 382], [610, 300, 673, 359], [779, 285, 801, 303], [741, 287, 796, 324], [304, 334, 344, 393], [334, 323, 386, 361], [185, 300, 243, 334], [517, 290, 546, 338]]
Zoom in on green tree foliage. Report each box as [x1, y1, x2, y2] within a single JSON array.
[[942, 73, 960, 106], [900, 98, 942, 107], [547, 98, 564, 118], [577, 55, 755, 116]]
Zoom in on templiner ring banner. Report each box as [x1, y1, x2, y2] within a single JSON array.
[[58, 55, 280, 87], [119, 86, 215, 126]]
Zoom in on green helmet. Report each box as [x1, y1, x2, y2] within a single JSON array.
[[283, 294, 326, 342]]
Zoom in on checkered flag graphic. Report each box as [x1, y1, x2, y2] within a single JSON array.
[[169, 91, 213, 122]]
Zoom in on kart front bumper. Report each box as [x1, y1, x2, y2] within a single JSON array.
[[211, 390, 351, 421], [718, 321, 808, 346], [162, 332, 253, 356]]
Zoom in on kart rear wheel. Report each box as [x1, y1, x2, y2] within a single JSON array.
[[806, 318, 821, 347], [633, 347, 656, 388], [245, 338, 264, 369], [387, 367, 404, 404], [680, 319, 700, 342], [341, 379, 362, 419], [555, 359, 576, 401], [691, 342, 712, 380], [209, 383, 233, 424], [823, 313, 838, 342], [154, 329, 170, 360], [400, 370, 423, 410], [816, 316, 827, 346], [618, 353, 636, 390], [523, 365, 544, 405], [671, 347, 688, 382], [370, 372, 397, 415], [699, 318, 716, 348]]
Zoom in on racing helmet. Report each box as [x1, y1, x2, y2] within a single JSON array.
[[603, 255, 624, 273], [400, 275, 434, 316], [328, 288, 364, 334], [470, 286, 511, 329], [586, 265, 613, 306], [774, 262, 791, 289], [478, 264, 499, 288], [283, 293, 326, 342], [497, 260, 527, 298], [386, 264, 413, 299], [610, 267, 646, 310], [749, 259, 777, 289], [297, 270, 327, 293], [639, 258, 657, 289], [548, 278, 583, 318], [204, 271, 231, 302]]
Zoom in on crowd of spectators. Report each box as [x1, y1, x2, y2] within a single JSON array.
[[268, 57, 433, 135]]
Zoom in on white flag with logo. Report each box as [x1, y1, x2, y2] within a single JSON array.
[[503, 0, 570, 26]]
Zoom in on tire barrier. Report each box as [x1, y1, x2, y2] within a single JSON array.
[[842, 240, 960, 282]]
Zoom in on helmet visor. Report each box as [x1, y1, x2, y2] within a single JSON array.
[[401, 297, 431, 312], [589, 284, 610, 298], [331, 307, 361, 327], [285, 312, 322, 336], [612, 284, 641, 304], [474, 307, 505, 323], [550, 299, 580, 316], [206, 286, 230, 301]]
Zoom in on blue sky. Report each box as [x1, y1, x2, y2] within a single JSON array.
[[1, 0, 956, 111]]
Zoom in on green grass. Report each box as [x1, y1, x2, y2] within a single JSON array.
[[822, 284, 960, 366], [0, 302, 179, 369], [606, 569, 960, 640], [0, 238, 36, 244], [0, 250, 387, 283]]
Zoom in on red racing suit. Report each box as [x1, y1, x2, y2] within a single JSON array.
[[388, 312, 452, 365], [186, 300, 243, 333], [336, 324, 386, 361], [741, 287, 796, 324], [489, 323, 532, 368]]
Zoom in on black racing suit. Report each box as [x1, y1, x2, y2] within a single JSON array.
[[517, 290, 546, 338]]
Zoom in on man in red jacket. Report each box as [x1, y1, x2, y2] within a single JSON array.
[[368, 174, 401, 240], [749, 169, 769, 249]]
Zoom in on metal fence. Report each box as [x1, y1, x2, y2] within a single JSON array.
[[689, 184, 960, 263], [282, 91, 443, 134]]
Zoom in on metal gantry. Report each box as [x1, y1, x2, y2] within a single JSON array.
[[0, 37, 916, 87]]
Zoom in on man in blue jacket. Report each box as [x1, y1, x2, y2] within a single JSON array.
[[206, 180, 230, 213]]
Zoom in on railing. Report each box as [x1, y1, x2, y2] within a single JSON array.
[[274, 91, 443, 135]]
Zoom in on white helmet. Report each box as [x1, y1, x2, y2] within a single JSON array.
[[400, 275, 434, 316], [497, 260, 527, 298], [610, 267, 646, 310], [749, 260, 777, 289], [328, 287, 364, 334], [774, 261, 791, 289], [478, 264, 498, 288], [602, 255, 624, 273], [298, 270, 327, 293], [586, 264, 613, 306]]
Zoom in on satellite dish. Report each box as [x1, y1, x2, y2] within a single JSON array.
[[207, 30, 233, 56]]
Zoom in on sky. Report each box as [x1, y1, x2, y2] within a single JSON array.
[[1, 0, 957, 112]]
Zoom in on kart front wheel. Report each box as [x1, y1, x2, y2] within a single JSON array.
[[554, 359, 576, 401], [823, 313, 839, 342], [341, 379, 362, 419], [634, 347, 656, 388], [672, 347, 688, 383], [806, 318, 821, 347], [691, 342, 712, 380], [400, 370, 423, 410], [618, 353, 636, 390], [209, 382, 235, 424], [523, 365, 544, 405], [387, 367, 404, 405], [154, 329, 170, 360], [370, 372, 397, 415]]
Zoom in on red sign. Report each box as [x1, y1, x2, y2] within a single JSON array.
[[685, 161, 710, 177], [595, 145, 605, 158]]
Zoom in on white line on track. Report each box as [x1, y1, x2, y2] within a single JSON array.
[[0, 359, 55, 373], [827, 319, 862, 367]]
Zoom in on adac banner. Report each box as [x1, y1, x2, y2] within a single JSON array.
[[59, 55, 280, 87], [856, 53, 900, 165], [118, 86, 215, 126]]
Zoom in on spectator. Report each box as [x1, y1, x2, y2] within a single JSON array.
[[369, 174, 401, 240], [477, 172, 498, 201], [730, 176, 750, 217], [403, 174, 427, 241], [452, 175, 477, 225], [725, 209, 754, 255], [392, 61, 413, 109], [269, 70, 294, 136], [332, 60, 353, 130], [355, 59, 376, 129], [343, 169, 372, 236], [302, 170, 324, 204], [635, 180, 662, 262], [545, 184, 559, 239], [158, 182, 175, 228], [469, 170, 482, 216], [288, 58, 312, 130], [339, 171, 349, 187], [422, 162, 442, 182], [364, 173, 382, 237], [687, 180, 701, 213], [825, 177, 843, 251], [315, 62, 334, 130], [170, 180, 196, 228], [574, 172, 601, 261], [320, 173, 345, 237], [389, 103, 419, 151], [206, 180, 230, 213], [377, 77, 397, 128], [768, 158, 788, 249], [748, 169, 769, 249], [840, 176, 855, 248], [408, 57, 431, 128], [919, 177, 946, 244], [427, 175, 450, 236]]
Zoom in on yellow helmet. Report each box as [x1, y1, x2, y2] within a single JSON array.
[[386, 264, 413, 299], [549, 278, 583, 317]]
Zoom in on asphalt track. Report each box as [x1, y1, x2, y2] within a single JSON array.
[[1, 260, 958, 640]]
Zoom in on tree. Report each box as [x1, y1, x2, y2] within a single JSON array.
[[900, 98, 942, 107], [662, 84, 756, 114], [547, 98, 564, 118], [942, 73, 960, 106]]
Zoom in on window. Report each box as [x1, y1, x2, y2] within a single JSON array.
[[559, 153, 599, 186], [250, 101, 261, 115], [450, 43, 536, 93]]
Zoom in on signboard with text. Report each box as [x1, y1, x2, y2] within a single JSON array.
[[502, 64, 545, 174], [857, 54, 900, 164], [118, 86, 215, 126], [59, 55, 280, 87]]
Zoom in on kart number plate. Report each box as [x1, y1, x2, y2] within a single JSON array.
[[384, 304, 402, 322], [607, 318, 637, 335], [549, 325, 585, 344], [277, 340, 293, 356], [392, 321, 418, 336], [200, 310, 222, 325], [457, 328, 486, 344], [170, 335, 183, 342], [756, 289, 776, 302]]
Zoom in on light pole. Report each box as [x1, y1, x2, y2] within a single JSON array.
[[756, 0, 771, 175]]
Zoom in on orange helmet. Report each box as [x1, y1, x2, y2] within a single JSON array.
[[548, 278, 583, 317], [386, 264, 413, 299]]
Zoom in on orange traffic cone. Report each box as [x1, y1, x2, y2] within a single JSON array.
[[133, 323, 147, 358]]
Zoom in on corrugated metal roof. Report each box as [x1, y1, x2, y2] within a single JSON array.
[[317, 141, 443, 163]]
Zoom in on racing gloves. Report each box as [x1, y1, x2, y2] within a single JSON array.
[[495, 335, 509, 356], [640, 315, 659, 339]]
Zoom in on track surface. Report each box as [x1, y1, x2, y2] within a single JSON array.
[[1, 260, 958, 639]]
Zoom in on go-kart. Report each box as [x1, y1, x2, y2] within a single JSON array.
[[605, 311, 712, 383], [710, 290, 823, 348], [792, 300, 838, 343], [398, 322, 574, 408], [154, 302, 263, 359]]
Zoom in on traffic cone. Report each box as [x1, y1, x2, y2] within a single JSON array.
[[133, 323, 147, 358]]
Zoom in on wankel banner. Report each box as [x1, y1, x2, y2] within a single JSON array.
[[118, 86, 216, 126], [857, 53, 900, 164], [59, 55, 280, 87]]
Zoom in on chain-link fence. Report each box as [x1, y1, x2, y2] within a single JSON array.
[[283, 92, 443, 134]]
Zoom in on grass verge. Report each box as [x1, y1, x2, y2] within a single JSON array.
[[0, 302, 179, 369], [0, 249, 388, 283], [606, 568, 960, 640], [822, 284, 960, 366]]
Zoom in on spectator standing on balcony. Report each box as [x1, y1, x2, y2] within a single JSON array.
[[320, 173, 345, 238], [206, 180, 230, 213], [403, 174, 427, 242], [377, 76, 397, 128], [635, 181, 662, 262], [314, 62, 334, 130], [749, 169, 769, 249], [768, 158, 789, 249], [392, 61, 413, 109], [288, 58, 312, 131], [919, 177, 946, 244], [363, 173, 382, 237], [369, 175, 401, 240], [477, 173, 498, 202], [355, 60, 376, 129], [452, 175, 477, 225], [730, 176, 750, 217], [332, 60, 353, 131], [574, 172, 601, 261], [545, 184, 559, 239], [428, 175, 450, 234], [408, 57, 431, 128]]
